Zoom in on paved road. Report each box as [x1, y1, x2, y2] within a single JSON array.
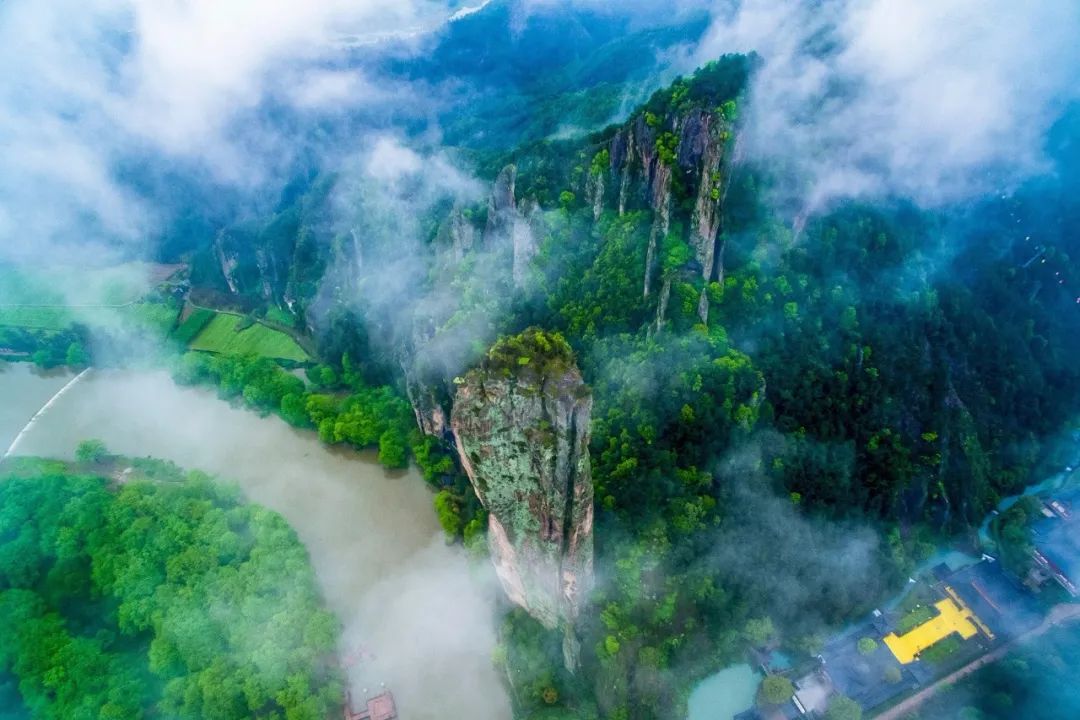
[[872, 603, 1080, 720]]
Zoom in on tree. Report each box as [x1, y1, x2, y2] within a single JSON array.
[[858, 637, 878, 655], [0, 464, 343, 719], [280, 393, 312, 428], [884, 666, 903, 684], [75, 439, 109, 464], [378, 429, 408, 469], [65, 341, 90, 367], [825, 695, 863, 720], [31, 349, 53, 368], [794, 633, 825, 656], [434, 490, 462, 539], [759, 675, 794, 705], [744, 617, 776, 647]]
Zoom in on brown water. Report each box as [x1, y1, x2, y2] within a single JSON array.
[[3, 368, 511, 719], [0, 361, 72, 452]]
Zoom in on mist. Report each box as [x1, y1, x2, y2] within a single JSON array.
[[5, 369, 512, 719], [684, 0, 1080, 210], [3, 2, 1079, 719], [0, 0, 468, 267]]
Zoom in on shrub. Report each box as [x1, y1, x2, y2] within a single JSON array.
[[759, 675, 794, 705]]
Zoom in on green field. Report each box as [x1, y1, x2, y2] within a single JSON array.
[[189, 313, 309, 362], [896, 604, 938, 634], [0, 302, 179, 337], [172, 308, 216, 344], [0, 264, 306, 361], [0, 306, 72, 329], [0, 263, 156, 306], [264, 306, 296, 327], [0, 264, 179, 334], [118, 302, 181, 335]]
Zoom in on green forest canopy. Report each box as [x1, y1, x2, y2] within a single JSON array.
[[0, 456, 342, 720]]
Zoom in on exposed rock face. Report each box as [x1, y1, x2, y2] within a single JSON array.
[[450, 331, 594, 670], [585, 169, 605, 221], [400, 314, 455, 440], [512, 199, 543, 287], [604, 108, 733, 317], [213, 230, 241, 295], [485, 164, 518, 240], [444, 205, 476, 261]]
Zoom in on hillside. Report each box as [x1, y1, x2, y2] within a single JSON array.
[[165, 57, 1080, 718]]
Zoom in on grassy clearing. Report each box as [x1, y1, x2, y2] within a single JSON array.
[[189, 313, 309, 362], [920, 634, 963, 664], [172, 308, 216, 344], [0, 306, 72, 329], [896, 604, 938, 634]]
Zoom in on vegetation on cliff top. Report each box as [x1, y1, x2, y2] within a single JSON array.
[[481, 327, 577, 379]]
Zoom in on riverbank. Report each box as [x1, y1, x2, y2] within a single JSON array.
[[2, 367, 88, 459], [1, 368, 512, 719]]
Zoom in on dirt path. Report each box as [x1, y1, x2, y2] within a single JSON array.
[[872, 603, 1080, 720]]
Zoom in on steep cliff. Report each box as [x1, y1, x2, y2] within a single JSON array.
[[601, 103, 736, 324], [507, 55, 752, 328], [450, 329, 594, 670]]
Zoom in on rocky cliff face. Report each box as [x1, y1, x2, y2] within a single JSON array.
[[483, 165, 542, 288], [450, 330, 594, 670], [603, 107, 733, 323]]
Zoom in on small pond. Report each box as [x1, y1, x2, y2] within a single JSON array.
[[687, 664, 761, 720]]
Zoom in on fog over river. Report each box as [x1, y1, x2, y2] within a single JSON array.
[[0, 363, 511, 719]]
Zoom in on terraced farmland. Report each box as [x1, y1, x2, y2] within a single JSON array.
[[188, 313, 309, 362]]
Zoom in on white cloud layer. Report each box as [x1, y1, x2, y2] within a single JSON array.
[[3, 0, 1077, 260], [691, 0, 1080, 208], [0, 0, 456, 259]]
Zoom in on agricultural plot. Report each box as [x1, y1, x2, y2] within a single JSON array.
[[0, 264, 179, 335], [188, 313, 309, 362], [0, 306, 72, 330], [171, 308, 216, 344], [0, 263, 157, 306]]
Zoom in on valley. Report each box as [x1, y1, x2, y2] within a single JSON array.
[[0, 364, 510, 719]]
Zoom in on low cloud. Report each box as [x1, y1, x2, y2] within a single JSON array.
[[706, 439, 887, 630], [687, 0, 1080, 209], [0, 0, 460, 262]]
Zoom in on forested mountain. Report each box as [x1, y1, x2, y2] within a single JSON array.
[[4, 2, 1079, 719], [166, 52, 1080, 718]]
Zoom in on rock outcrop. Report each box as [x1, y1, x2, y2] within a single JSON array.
[[482, 165, 541, 288], [603, 106, 734, 321], [450, 329, 594, 670]]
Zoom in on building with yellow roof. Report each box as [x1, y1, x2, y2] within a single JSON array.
[[883, 592, 985, 665]]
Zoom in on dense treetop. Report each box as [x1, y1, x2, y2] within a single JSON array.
[[0, 456, 342, 720]]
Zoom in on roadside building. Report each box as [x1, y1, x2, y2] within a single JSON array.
[[1031, 490, 1080, 596], [344, 690, 397, 720]]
